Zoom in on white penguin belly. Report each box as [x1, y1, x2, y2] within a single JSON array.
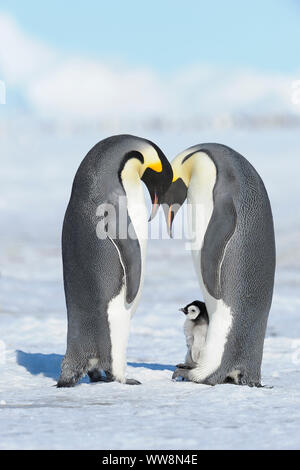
[[187, 153, 233, 381], [107, 178, 147, 382], [123, 178, 148, 312]]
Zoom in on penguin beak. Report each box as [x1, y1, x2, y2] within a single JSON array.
[[179, 307, 187, 314], [167, 205, 175, 238], [161, 178, 188, 237], [141, 155, 173, 222], [149, 192, 159, 221]]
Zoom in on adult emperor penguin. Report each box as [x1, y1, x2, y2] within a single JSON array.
[[163, 143, 275, 387], [57, 135, 172, 387]]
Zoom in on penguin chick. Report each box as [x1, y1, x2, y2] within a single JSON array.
[[176, 300, 209, 370]]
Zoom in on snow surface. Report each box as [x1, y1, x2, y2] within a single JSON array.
[[0, 126, 300, 449]]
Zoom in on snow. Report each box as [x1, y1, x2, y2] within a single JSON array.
[[0, 126, 300, 449]]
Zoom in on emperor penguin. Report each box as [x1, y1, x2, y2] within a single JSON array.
[[177, 300, 209, 370], [163, 143, 275, 387], [57, 135, 172, 387]]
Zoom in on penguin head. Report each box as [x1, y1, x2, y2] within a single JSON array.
[[120, 139, 173, 220], [179, 300, 208, 322], [140, 144, 173, 220], [161, 149, 199, 236]]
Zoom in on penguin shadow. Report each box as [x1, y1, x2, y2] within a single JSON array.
[[16, 350, 88, 383], [128, 362, 175, 372], [16, 351, 175, 383]]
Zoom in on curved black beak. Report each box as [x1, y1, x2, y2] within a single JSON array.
[[149, 191, 159, 221], [161, 178, 188, 237]]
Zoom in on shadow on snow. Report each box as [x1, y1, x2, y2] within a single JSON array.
[[16, 350, 175, 383]]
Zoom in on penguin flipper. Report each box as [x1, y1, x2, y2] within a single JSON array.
[[201, 193, 237, 299], [98, 198, 142, 305], [107, 234, 141, 305]]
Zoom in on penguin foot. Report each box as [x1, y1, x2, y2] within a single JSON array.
[[103, 370, 114, 382], [56, 379, 77, 388], [175, 363, 192, 369], [172, 368, 190, 381], [88, 370, 117, 383], [57, 370, 84, 388], [57, 355, 87, 388], [237, 375, 272, 388], [93, 371, 141, 385], [245, 382, 273, 389], [125, 378, 142, 385], [88, 369, 104, 383]]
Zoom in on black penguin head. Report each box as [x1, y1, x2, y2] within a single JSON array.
[[120, 141, 173, 221], [160, 150, 198, 237], [161, 177, 188, 237], [179, 300, 209, 322], [141, 144, 173, 220]]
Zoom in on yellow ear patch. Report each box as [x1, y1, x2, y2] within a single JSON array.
[[147, 161, 162, 173], [170, 151, 199, 187]]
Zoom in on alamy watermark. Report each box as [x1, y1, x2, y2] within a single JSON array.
[[95, 198, 202, 251], [0, 80, 6, 104]]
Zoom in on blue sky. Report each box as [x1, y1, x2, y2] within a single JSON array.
[[0, 0, 299, 74], [0, 1, 299, 119]]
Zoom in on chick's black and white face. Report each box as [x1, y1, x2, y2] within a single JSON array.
[[186, 305, 200, 320], [180, 304, 200, 320]]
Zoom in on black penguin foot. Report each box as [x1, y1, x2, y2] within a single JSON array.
[[247, 382, 273, 389], [125, 378, 142, 385], [175, 363, 192, 369], [237, 374, 273, 388], [57, 371, 83, 388], [88, 369, 115, 383], [95, 371, 141, 385], [101, 370, 113, 382], [88, 369, 104, 383], [172, 368, 190, 381], [56, 379, 76, 388]]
